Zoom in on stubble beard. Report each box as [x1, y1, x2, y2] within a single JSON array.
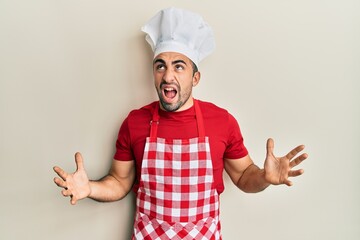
[[157, 86, 192, 112]]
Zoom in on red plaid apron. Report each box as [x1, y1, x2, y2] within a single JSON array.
[[132, 100, 221, 240]]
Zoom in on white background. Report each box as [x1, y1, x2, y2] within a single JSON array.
[[1, 0, 359, 239]]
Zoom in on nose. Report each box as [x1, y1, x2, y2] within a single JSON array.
[[162, 68, 175, 83]]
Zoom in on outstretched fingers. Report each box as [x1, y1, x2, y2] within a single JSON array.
[[266, 138, 275, 156], [285, 144, 306, 161], [54, 176, 67, 189], [287, 147, 307, 179], [62, 189, 77, 205], [289, 152, 308, 168], [288, 152, 308, 179], [70, 196, 78, 205], [53, 166, 68, 181], [284, 179, 293, 187], [288, 169, 305, 177], [61, 188, 73, 197], [53, 152, 88, 205], [75, 152, 85, 171]]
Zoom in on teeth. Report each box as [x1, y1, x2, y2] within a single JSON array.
[[164, 88, 175, 91]]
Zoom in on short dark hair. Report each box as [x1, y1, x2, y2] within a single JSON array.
[[191, 61, 198, 76]]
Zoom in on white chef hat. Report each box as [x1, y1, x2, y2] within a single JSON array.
[[141, 7, 215, 67]]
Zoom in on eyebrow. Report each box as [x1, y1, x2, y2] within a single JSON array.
[[153, 58, 187, 66], [153, 59, 165, 65]]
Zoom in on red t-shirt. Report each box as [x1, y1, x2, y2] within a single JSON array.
[[114, 100, 248, 194]]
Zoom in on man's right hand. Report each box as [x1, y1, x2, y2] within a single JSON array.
[[53, 152, 91, 205]]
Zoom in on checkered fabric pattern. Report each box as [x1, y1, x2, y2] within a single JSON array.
[[133, 212, 221, 240], [133, 136, 221, 239], [138, 137, 219, 223]]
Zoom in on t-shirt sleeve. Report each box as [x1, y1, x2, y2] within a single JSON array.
[[224, 113, 248, 159], [113, 117, 134, 161]]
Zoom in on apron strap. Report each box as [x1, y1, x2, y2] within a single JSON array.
[[194, 100, 205, 138], [149, 102, 160, 138], [149, 99, 205, 138]]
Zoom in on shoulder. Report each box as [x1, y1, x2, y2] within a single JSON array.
[[197, 100, 230, 118], [128, 101, 157, 118], [125, 101, 157, 127], [197, 99, 240, 128]]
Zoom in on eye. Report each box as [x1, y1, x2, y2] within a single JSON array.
[[175, 64, 185, 71], [155, 64, 165, 71]]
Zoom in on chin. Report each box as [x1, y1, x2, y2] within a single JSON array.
[[160, 100, 182, 112]]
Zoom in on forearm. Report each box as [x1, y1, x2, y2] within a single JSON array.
[[237, 164, 270, 193], [88, 174, 132, 202]]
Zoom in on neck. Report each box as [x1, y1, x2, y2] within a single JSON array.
[[176, 97, 194, 112]]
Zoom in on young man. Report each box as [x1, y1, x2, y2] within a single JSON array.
[[53, 7, 308, 239]]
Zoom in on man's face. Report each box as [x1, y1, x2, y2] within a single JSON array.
[[153, 52, 200, 112]]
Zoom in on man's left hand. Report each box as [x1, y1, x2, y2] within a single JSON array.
[[264, 138, 308, 186]]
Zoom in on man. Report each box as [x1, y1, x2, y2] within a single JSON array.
[[53, 7, 308, 240]]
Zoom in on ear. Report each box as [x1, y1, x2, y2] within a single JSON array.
[[192, 71, 201, 87]]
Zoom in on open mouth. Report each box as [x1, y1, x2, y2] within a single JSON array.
[[164, 87, 177, 99]]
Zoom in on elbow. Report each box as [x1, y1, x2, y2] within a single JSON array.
[[237, 179, 264, 193], [236, 172, 268, 193], [239, 185, 266, 194]]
